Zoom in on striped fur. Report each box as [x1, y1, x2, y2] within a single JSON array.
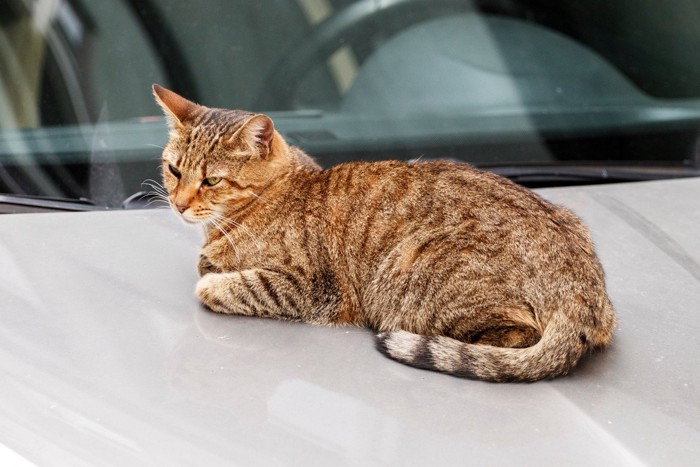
[[154, 85, 616, 382]]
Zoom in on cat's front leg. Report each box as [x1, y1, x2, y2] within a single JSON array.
[[196, 269, 305, 321], [197, 254, 220, 276]]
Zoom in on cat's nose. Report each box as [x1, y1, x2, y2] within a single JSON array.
[[175, 202, 188, 213]]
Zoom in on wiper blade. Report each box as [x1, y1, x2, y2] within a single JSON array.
[[485, 164, 700, 186], [0, 194, 103, 214]]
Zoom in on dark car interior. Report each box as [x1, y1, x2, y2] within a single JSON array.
[[2, 0, 700, 209]]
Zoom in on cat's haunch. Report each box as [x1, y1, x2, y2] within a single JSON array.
[[154, 84, 615, 382]]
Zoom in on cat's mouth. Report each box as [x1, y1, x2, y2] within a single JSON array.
[[173, 205, 210, 224]]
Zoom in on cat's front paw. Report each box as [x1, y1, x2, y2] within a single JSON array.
[[196, 273, 229, 313]]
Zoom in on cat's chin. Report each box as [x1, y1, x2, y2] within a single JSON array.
[[180, 211, 208, 225]]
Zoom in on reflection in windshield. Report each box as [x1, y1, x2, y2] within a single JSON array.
[[1, 0, 700, 207]]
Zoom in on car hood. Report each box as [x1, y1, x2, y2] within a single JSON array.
[[0, 177, 699, 466]]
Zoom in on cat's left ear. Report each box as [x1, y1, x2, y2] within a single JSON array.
[[152, 84, 198, 129], [237, 114, 275, 159]]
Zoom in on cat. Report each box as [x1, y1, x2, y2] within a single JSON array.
[[153, 84, 616, 382]]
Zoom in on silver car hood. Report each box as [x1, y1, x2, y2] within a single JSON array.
[[1, 177, 698, 466]]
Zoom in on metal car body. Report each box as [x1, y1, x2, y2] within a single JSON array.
[[1, 177, 699, 465]]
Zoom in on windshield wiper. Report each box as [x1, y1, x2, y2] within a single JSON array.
[[485, 164, 700, 187], [0, 194, 103, 214]]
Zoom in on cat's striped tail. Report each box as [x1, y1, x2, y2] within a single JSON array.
[[375, 313, 610, 382]]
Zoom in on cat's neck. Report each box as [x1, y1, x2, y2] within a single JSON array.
[[274, 132, 321, 172], [288, 145, 322, 172]]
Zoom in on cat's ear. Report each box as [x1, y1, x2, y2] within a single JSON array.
[[152, 84, 197, 129], [236, 114, 275, 159]]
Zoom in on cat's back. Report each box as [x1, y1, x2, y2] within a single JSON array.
[[312, 159, 565, 228], [301, 159, 596, 270]]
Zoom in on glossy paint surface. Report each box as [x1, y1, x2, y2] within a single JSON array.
[[0, 178, 699, 466]]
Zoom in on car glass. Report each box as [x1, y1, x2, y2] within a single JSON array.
[[1, 0, 700, 208]]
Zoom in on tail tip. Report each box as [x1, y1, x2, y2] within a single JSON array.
[[376, 331, 434, 368], [375, 330, 425, 363], [375, 332, 390, 355]]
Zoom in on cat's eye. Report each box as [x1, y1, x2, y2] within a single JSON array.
[[168, 164, 181, 179], [203, 177, 222, 187]]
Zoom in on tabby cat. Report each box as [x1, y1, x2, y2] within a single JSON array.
[[153, 84, 615, 382]]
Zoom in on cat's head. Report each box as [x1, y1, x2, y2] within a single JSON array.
[[153, 84, 290, 223]]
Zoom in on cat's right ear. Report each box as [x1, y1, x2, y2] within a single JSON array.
[[152, 84, 197, 129], [233, 114, 276, 159]]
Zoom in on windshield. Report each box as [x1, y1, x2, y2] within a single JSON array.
[[2, 0, 700, 210]]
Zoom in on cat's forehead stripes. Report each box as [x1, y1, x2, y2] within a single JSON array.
[[192, 107, 254, 136], [171, 107, 254, 173]]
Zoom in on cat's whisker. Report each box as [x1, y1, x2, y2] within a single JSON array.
[[143, 187, 169, 199], [144, 196, 170, 208], [145, 187, 168, 198], [140, 184, 170, 204], [143, 187, 167, 197], [142, 190, 169, 203], [209, 217, 242, 265], [141, 179, 168, 195], [227, 219, 259, 243], [142, 177, 164, 186], [136, 178, 171, 208], [211, 213, 264, 252]]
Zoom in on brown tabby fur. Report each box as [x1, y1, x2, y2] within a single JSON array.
[[153, 84, 616, 382]]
